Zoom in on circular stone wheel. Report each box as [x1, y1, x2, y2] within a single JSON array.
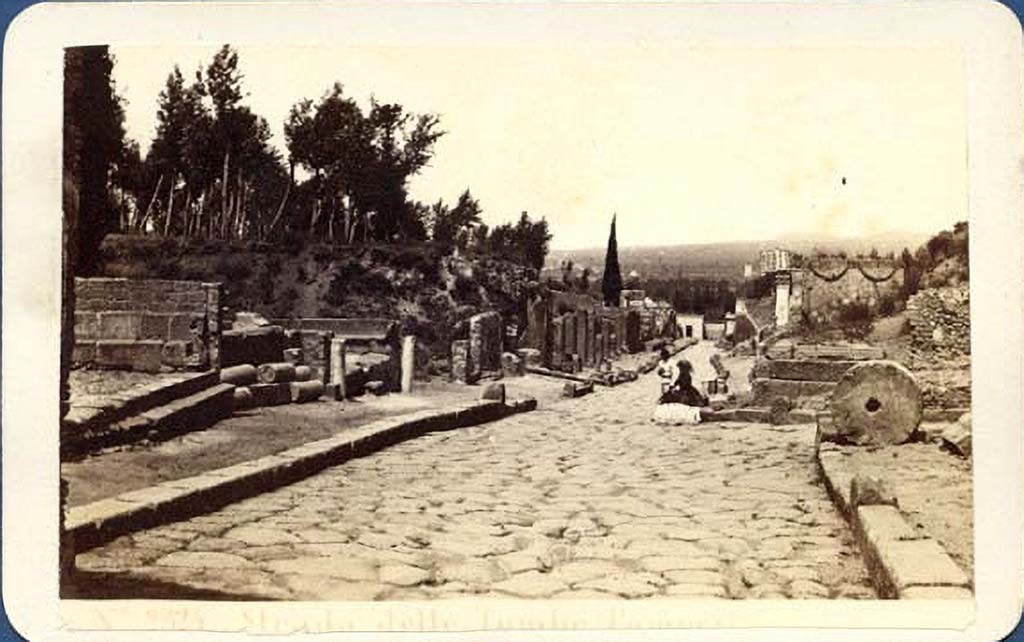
[[829, 360, 923, 445]]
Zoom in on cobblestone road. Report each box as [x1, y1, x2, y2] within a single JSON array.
[[77, 346, 876, 600]]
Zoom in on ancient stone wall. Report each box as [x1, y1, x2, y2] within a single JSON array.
[[73, 277, 222, 372], [907, 287, 970, 358], [799, 257, 904, 325], [272, 317, 400, 389]]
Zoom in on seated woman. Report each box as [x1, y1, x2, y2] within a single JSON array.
[[660, 358, 708, 407]]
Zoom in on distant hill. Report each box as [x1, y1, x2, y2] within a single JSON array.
[[546, 231, 930, 282]]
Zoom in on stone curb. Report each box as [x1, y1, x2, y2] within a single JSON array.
[[65, 397, 537, 554], [816, 446, 972, 599]]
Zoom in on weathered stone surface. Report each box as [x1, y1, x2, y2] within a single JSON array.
[[94, 340, 164, 372], [856, 505, 917, 543], [830, 361, 922, 445], [290, 380, 324, 403], [379, 563, 431, 586], [941, 413, 971, 457], [249, 383, 292, 407], [850, 474, 897, 508], [155, 551, 254, 569], [877, 539, 971, 591], [257, 362, 298, 384], [480, 383, 506, 404], [752, 359, 858, 382], [469, 311, 502, 376], [493, 570, 569, 597], [451, 339, 475, 384], [220, 364, 258, 385]]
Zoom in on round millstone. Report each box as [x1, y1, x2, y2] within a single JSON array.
[[829, 360, 922, 445]]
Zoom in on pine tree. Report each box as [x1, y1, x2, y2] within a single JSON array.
[[602, 214, 623, 306]]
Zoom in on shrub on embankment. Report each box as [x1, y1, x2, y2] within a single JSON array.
[[97, 234, 539, 372]]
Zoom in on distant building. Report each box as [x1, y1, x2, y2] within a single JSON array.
[[759, 248, 792, 275], [620, 289, 646, 308], [676, 313, 704, 339]]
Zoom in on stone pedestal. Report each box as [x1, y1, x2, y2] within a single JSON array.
[[576, 311, 588, 367], [401, 335, 415, 393], [451, 339, 476, 384], [330, 338, 347, 400], [551, 317, 565, 369]]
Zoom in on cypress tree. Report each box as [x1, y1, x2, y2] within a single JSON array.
[[602, 214, 623, 306]]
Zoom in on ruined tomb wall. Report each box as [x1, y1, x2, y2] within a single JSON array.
[[799, 258, 904, 325], [906, 286, 970, 358], [73, 277, 222, 372]]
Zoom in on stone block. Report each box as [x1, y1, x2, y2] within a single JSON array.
[[751, 379, 836, 407], [752, 359, 858, 382], [856, 505, 919, 542], [168, 313, 205, 342], [98, 312, 143, 340], [138, 313, 169, 340], [850, 474, 897, 508], [480, 383, 506, 404], [249, 383, 292, 407], [501, 352, 525, 377], [451, 339, 475, 384], [74, 312, 100, 341], [283, 348, 304, 365], [290, 380, 324, 403], [515, 348, 541, 368], [160, 340, 191, 368], [95, 340, 163, 372], [877, 538, 971, 592], [72, 341, 96, 364], [562, 381, 594, 398]]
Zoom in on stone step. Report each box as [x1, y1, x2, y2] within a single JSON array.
[[751, 378, 837, 402], [701, 406, 820, 424], [62, 371, 219, 439], [752, 359, 860, 382], [62, 383, 235, 459], [793, 344, 885, 361]]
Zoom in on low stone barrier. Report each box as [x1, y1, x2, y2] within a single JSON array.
[[817, 446, 971, 599]]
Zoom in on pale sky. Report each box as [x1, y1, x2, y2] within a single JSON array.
[[110, 44, 967, 250]]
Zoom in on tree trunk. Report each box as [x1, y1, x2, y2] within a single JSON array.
[[139, 174, 164, 233], [220, 151, 230, 238], [267, 179, 291, 239], [164, 175, 176, 236]]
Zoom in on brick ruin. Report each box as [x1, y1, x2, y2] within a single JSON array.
[[73, 277, 222, 372], [906, 287, 970, 358]]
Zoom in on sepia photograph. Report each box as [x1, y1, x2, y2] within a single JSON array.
[[4, 0, 1023, 637]]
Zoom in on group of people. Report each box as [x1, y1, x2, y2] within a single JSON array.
[[656, 348, 709, 407]]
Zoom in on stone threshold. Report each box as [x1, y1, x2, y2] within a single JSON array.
[[64, 397, 538, 555], [815, 439, 973, 600]]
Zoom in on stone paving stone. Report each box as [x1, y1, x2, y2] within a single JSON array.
[[663, 583, 728, 598], [155, 551, 255, 569], [263, 556, 378, 580], [75, 356, 878, 600], [379, 563, 431, 587], [492, 570, 570, 597]]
